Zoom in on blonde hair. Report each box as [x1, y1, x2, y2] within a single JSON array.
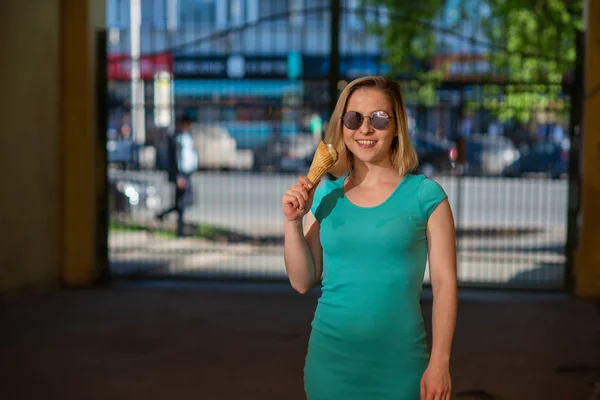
[[325, 76, 419, 177]]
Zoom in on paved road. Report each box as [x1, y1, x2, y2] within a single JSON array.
[[109, 230, 565, 289], [108, 170, 568, 288], [111, 170, 569, 236]]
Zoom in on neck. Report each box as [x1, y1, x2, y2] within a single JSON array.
[[350, 161, 400, 186]]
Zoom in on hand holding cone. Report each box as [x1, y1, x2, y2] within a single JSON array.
[[307, 140, 338, 185]]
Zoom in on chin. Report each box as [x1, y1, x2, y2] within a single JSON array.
[[351, 146, 379, 159], [354, 155, 385, 166]]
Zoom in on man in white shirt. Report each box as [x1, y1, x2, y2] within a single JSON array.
[[156, 115, 199, 237]]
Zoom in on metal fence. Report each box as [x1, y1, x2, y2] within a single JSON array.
[[102, 3, 578, 290]]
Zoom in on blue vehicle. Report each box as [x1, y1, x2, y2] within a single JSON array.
[[107, 139, 139, 168], [502, 139, 569, 179]]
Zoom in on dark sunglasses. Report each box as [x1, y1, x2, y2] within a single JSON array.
[[341, 111, 394, 130]]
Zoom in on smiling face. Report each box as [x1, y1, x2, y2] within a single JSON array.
[[324, 76, 419, 178], [342, 88, 397, 169]]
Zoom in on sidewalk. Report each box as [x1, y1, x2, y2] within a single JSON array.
[[1, 283, 598, 399], [109, 231, 565, 288]]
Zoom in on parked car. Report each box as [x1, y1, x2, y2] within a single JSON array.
[[107, 139, 139, 169], [502, 139, 569, 179], [253, 134, 318, 172], [463, 134, 520, 176], [411, 133, 457, 177], [155, 125, 252, 171], [191, 125, 239, 170], [108, 177, 161, 214], [255, 133, 457, 176]]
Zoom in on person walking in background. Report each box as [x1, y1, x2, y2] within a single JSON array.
[[117, 123, 139, 169], [156, 114, 198, 237], [282, 76, 457, 399]]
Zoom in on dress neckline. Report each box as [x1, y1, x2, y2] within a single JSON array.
[[341, 173, 412, 210]]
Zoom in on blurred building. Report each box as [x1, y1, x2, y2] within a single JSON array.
[[105, 0, 496, 148]]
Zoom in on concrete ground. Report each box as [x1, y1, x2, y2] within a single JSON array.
[[1, 282, 599, 400], [109, 230, 567, 289]]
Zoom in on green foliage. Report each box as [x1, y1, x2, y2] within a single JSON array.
[[362, 0, 583, 122], [361, 0, 446, 105], [110, 221, 232, 240]]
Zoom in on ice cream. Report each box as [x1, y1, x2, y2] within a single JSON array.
[[307, 140, 338, 185]]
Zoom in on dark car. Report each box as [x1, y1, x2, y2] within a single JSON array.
[[502, 139, 569, 179], [411, 133, 457, 177], [462, 134, 520, 176], [108, 177, 161, 215], [253, 135, 317, 172]]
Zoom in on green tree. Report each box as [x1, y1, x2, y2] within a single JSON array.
[[361, 0, 447, 106], [362, 0, 583, 122]]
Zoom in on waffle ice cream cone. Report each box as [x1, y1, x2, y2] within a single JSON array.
[[307, 140, 338, 185]]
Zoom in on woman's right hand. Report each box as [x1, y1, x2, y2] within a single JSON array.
[[282, 176, 318, 222]]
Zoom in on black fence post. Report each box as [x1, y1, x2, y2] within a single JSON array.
[[565, 29, 584, 292], [96, 29, 110, 284], [453, 87, 465, 269], [328, 0, 341, 121]]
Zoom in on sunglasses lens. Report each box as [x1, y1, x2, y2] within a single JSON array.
[[342, 112, 362, 130], [371, 116, 390, 130]]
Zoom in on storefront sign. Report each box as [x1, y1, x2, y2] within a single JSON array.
[[108, 52, 173, 80], [302, 55, 387, 79], [174, 55, 290, 79], [153, 71, 173, 128]]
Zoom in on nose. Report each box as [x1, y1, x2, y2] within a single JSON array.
[[358, 117, 375, 134]]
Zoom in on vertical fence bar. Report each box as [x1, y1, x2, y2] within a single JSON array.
[[565, 29, 584, 292], [329, 0, 340, 118], [102, 1, 571, 290], [96, 29, 110, 284], [454, 88, 465, 282]]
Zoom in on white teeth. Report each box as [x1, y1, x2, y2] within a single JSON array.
[[357, 140, 376, 145]]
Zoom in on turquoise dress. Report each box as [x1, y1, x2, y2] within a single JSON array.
[[304, 173, 447, 399]]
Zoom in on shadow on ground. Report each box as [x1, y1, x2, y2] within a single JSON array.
[[1, 284, 599, 400]]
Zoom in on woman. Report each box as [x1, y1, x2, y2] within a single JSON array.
[[281, 76, 457, 400]]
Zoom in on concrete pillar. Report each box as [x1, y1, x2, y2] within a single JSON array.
[[60, 0, 106, 286], [575, 0, 600, 298], [0, 0, 105, 297], [0, 0, 62, 296]]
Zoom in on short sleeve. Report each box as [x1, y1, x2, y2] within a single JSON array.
[[310, 181, 329, 223], [418, 177, 448, 222]]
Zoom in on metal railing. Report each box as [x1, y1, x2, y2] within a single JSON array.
[[101, 4, 578, 290]]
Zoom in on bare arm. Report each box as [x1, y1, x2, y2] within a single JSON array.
[[282, 177, 323, 294], [427, 198, 458, 365], [283, 211, 323, 294], [420, 198, 457, 400]]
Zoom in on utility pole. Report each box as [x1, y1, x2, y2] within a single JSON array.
[[166, 0, 178, 134], [130, 0, 146, 144]]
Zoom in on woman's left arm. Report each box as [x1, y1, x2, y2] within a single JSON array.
[[420, 198, 458, 400]]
